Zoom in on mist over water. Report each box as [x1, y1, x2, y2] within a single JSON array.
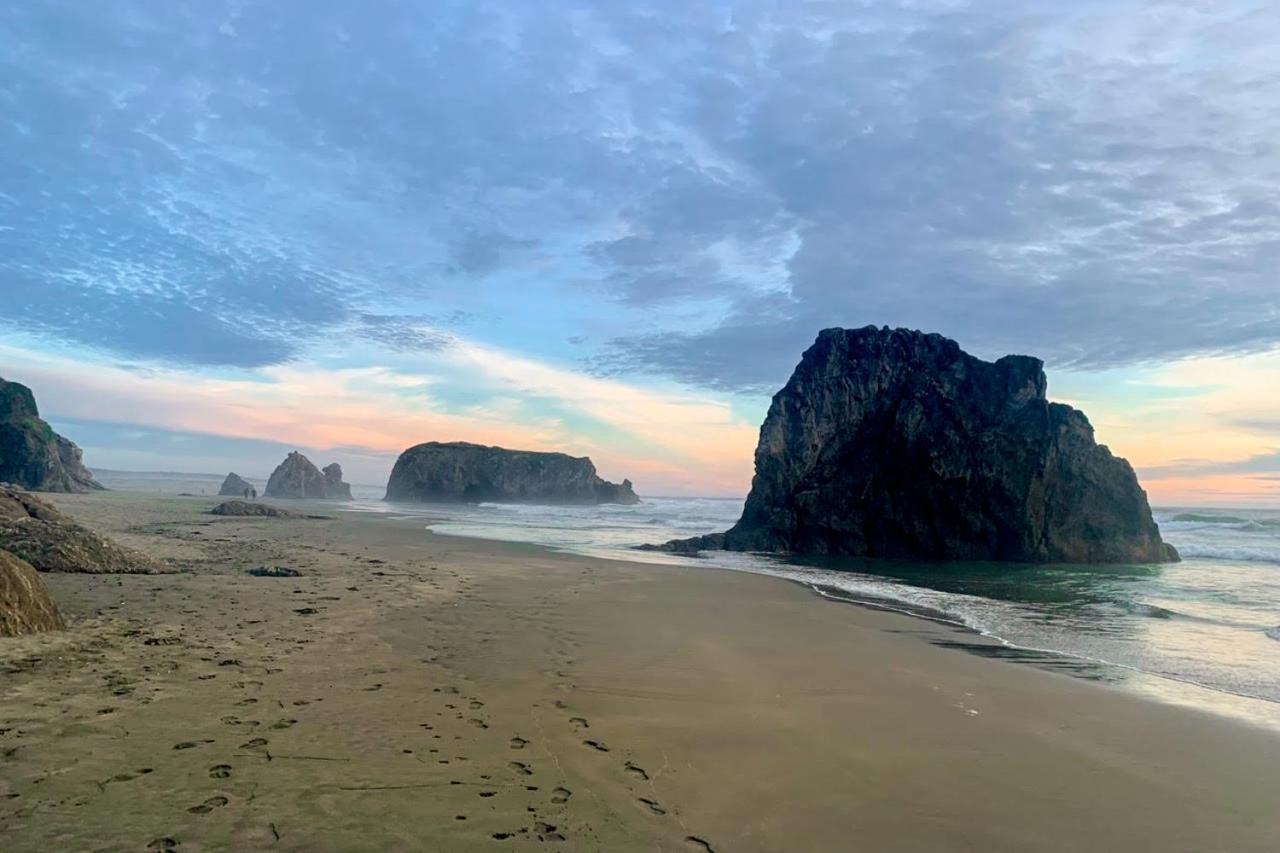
[[100, 471, 1280, 730]]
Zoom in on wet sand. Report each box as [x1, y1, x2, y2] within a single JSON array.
[[2, 491, 1279, 852]]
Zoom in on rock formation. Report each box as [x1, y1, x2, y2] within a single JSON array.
[[218, 472, 254, 497], [385, 442, 640, 505], [0, 550, 65, 637], [210, 500, 302, 518], [0, 377, 104, 493], [0, 484, 165, 573], [322, 463, 353, 500], [264, 452, 352, 500], [648, 327, 1176, 564]]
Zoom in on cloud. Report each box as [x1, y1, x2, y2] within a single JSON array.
[[0, 335, 758, 494], [2, 1, 1277, 389], [1139, 450, 1280, 480]]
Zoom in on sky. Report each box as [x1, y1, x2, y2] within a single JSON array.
[[1, 0, 1278, 503]]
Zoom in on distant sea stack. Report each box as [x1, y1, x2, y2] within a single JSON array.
[[650, 327, 1176, 564], [218, 472, 254, 497], [264, 452, 352, 500], [0, 377, 104, 493], [385, 442, 640, 505]]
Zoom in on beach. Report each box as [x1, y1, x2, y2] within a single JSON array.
[[2, 492, 1279, 852]]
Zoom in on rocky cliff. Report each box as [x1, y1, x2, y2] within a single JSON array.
[[0, 377, 104, 493], [218, 472, 254, 496], [264, 452, 352, 500], [385, 442, 640, 505], [650, 327, 1176, 564]]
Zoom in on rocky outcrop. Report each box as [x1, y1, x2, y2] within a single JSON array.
[[0, 550, 65, 637], [210, 500, 302, 518], [218, 472, 254, 497], [322, 464, 353, 500], [649, 327, 1176, 565], [0, 377, 104, 493], [0, 484, 166, 573], [385, 442, 640, 505], [264, 452, 351, 500]]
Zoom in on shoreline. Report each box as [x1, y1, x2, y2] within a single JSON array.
[[3, 491, 1280, 851], [403, 512, 1280, 736]]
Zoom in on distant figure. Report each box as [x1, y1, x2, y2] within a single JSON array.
[[251, 487, 257, 499], [244, 487, 251, 500]]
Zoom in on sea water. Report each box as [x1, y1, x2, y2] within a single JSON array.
[[96, 471, 1280, 730]]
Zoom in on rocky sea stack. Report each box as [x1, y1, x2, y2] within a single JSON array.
[[218, 472, 254, 496], [264, 452, 352, 500], [385, 442, 640, 505], [650, 327, 1176, 564], [0, 377, 104, 493]]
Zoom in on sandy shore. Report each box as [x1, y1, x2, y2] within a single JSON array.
[[2, 492, 1279, 852]]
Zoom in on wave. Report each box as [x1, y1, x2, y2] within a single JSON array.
[[1171, 544, 1280, 565], [1267, 627, 1280, 642]]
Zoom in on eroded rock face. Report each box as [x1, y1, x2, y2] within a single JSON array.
[[0, 550, 65, 637], [385, 442, 640, 505], [0, 377, 104, 493], [0, 485, 166, 573], [651, 327, 1176, 564], [218, 472, 254, 497], [264, 452, 351, 500]]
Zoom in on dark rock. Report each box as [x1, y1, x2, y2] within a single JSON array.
[[0, 550, 65, 636], [0, 484, 167, 573], [218, 473, 254, 497], [384, 442, 640, 505], [0, 377, 104, 493], [650, 327, 1176, 564], [264, 451, 351, 500], [210, 501, 302, 518], [246, 566, 303, 577]]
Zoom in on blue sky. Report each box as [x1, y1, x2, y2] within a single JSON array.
[[2, 1, 1278, 500]]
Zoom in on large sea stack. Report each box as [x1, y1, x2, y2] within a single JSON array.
[[264, 452, 352, 500], [0, 377, 104, 493], [652, 327, 1176, 564], [385, 442, 640, 505]]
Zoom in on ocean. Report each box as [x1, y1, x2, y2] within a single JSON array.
[[96, 470, 1280, 730]]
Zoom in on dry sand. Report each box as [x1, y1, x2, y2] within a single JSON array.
[[2, 492, 1279, 852]]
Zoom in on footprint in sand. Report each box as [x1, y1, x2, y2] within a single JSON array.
[[583, 740, 609, 753], [568, 717, 589, 731], [639, 797, 667, 815], [624, 761, 650, 781], [146, 838, 179, 850], [239, 737, 268, 749], [187, 795, 230, 815], [534, 822, 566, 842], [550, 787, 572, 805], [508, 737, 528, 750], [508, 761, 533, 776], [685, 836, 715, 852], [173, 740, 215, 751], [208, 764, 232, 779], [270, 718, 298, 730], [468, 718, 489, 730]]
